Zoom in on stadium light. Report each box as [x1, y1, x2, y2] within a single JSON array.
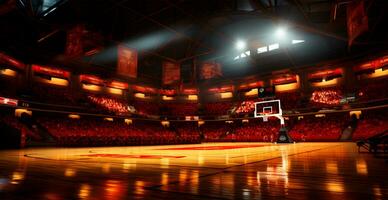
[[235, 40, 246, 50], [275, 27, 287, 39]]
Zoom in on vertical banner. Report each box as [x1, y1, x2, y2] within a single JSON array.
[[200, 61, 222, 79], [117, 45, 138, 78], [65, 25, 84, 57], [162, 61, 180, 85], [347, 0, 368, 47]]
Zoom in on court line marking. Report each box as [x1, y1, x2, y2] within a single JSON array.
[[23, 154, 226, 170], [145, 143, 343, 191]]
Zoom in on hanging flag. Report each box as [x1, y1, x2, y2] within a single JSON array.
[[347, 0, 368, 47], [200, 61, 222, 79], [162, 61, 180, 85], [65, 25, 84, 57], [117, 45, 137, 78]]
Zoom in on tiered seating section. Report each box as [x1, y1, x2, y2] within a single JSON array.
[[201, 122, 230, 142], [133, 101, 160, 116], [276, 91, 300, 110], [172, 122, 201, 142], [0, 113, 41, 140], [32, 84, 76, 106], [39, 118, 201, 146], [3, 108, 381, 146], [310, 87, 343, 107], [87, 95, 131, 115], [358, 78, 388, 102], [161, 103, 198, 116], [0, 114, 25, 131], [352, 109, 388, 140], [289, 114, 346, 141], [203, 102, 233, 115], [223, 120, 279, 142], [235, 101, 255, 114]]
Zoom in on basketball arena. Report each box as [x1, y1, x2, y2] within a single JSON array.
[[0, 0, 387, 199]]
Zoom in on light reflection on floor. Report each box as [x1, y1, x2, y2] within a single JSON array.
[[0, 142, 386, 200]]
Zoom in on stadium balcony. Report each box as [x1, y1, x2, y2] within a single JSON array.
[[87, 94, 131, 116], [309, 86, 344, 108]]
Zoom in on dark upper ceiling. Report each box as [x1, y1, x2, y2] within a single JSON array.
[[0, 0, 387, 85]]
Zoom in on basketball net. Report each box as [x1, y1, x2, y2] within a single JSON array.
[[261, 113, 269, 122]]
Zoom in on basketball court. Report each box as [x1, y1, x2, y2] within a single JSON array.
[[0, 142, 386, 199]]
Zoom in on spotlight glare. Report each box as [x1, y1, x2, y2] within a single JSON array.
[[275, 27, 286, 38], [235, 40, 246, 50]]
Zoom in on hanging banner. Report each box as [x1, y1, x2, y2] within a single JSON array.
[[162, 61, 180, 85], [65, 25, 84, 57], [117, 45, 137, 78], [347, 0, 368, 47], [200, 61, 222, 79]]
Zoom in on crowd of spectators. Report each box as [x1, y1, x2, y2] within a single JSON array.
[[133, 101, 160, 116], [38, 117, 200, 146], [352, 109, 388, 141], [310, 87, 343, 107], [276, 91, 301, 110], [201, 121, 230, 142], [87, 95, 131, 115], [203, 102, 233, 115], [235, 101, 255, 114], [160, 103, 198, 116], [223, 119, 280, 142], [171, 122, 201, 142], [32, 84, 76, 106], [289, 115, 346, 141]]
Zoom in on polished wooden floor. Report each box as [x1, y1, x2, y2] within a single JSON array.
[[0, 142, 386, 200]]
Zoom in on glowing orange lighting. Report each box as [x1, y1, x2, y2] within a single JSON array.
[[0, 68, 17, 77], [64, 168, 76, 177], [326, 182, 344, 192], [134, 181, 145, 195], [78, 184, 91, 199], [11, 171, 24, 184], [326, 161, 338, 174], [356, 159, 368, 175]]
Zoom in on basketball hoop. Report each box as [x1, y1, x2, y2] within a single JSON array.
[[258, 113, 269, 122], [254, 99, 284, 125], [262, 115, 268, 122]]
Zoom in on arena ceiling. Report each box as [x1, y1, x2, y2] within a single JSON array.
[[0, 0, 387, 85]]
